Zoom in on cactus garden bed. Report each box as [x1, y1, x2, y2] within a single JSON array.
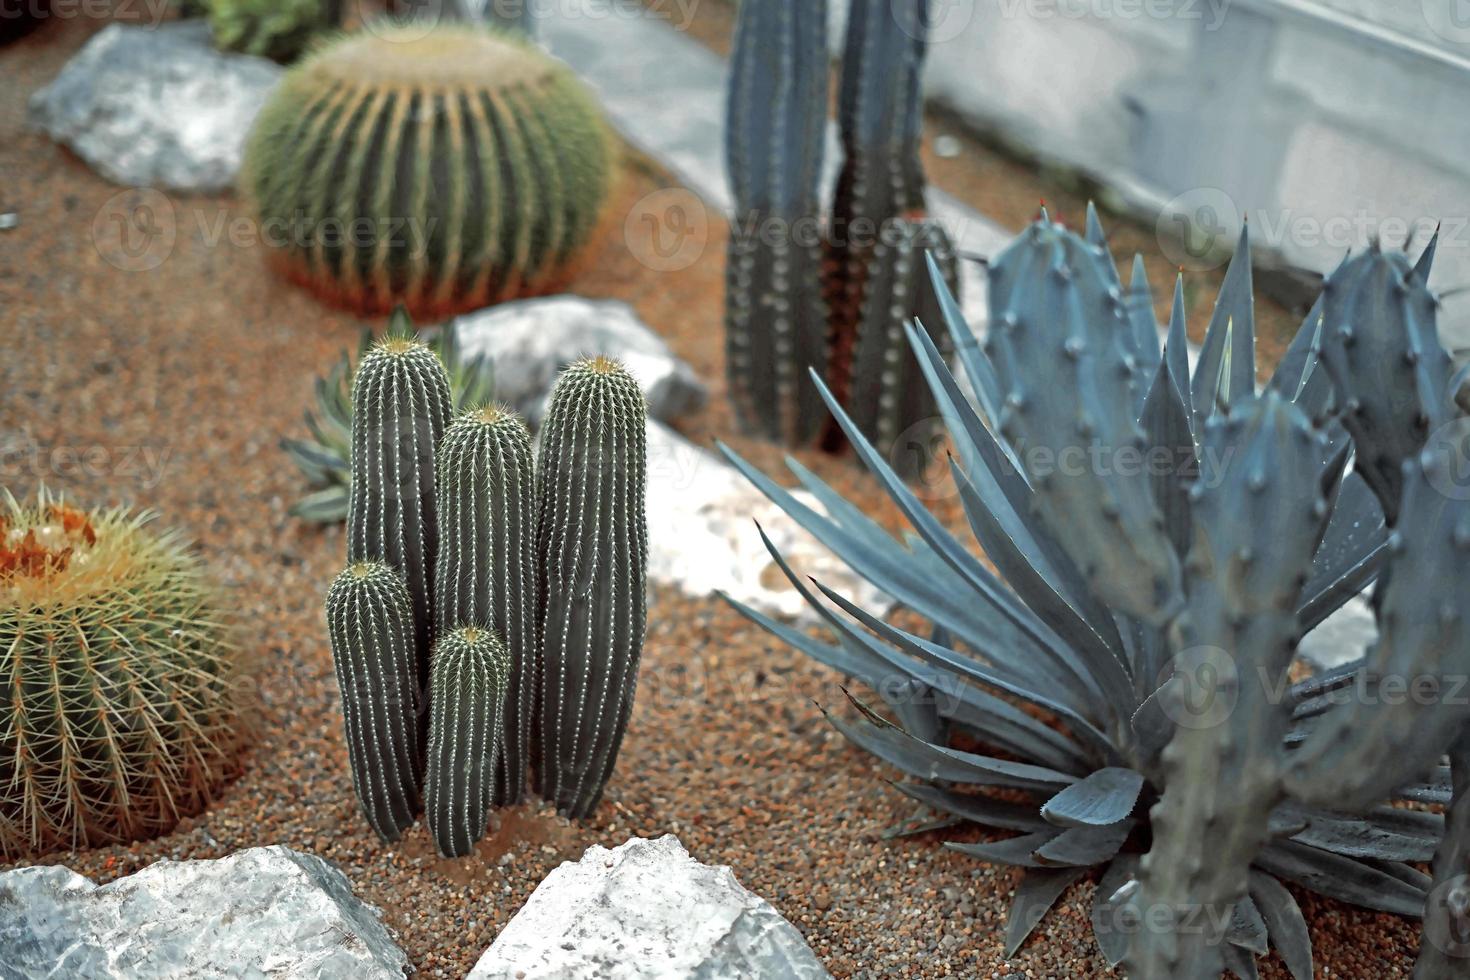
[[0, 14, 1434, 980]]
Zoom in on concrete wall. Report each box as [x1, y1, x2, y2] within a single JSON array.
[[849, 0, 1470, 353]]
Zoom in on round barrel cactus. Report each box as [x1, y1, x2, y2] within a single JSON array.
[[0, 490, 248, 858], [242, 24, 614, 318]]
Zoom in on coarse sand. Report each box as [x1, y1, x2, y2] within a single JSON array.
[[1, 14, 1419, 978]]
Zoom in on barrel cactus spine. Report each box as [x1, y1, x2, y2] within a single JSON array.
[[535, 357, 648, 820], [425, 625, 512, 858], [346, 331, 452, 702], [435, 405, 539, 806], [242, 24, 615, 318], [325, 561, 423, 842], [0, 489, 249, 858]]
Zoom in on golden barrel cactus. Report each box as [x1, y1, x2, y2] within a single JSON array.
[[242, 25, 615, 318], [0, 490, 249, 858]]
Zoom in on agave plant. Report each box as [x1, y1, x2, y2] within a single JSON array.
[[282, 307, 494, 523], [721, 208, 1457, 977]]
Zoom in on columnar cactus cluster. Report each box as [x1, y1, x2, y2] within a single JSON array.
[[325, 315, 646, 856], [242, 24, 613, 318], [725, 209, 1470, 978], [724, 0, 957, 473], [0, 490, 249, 857]]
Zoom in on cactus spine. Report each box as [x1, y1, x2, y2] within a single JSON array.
[[347, 331, 452, 703], [325, 561, 423, 842], [724, 0, 831, 445], [242, 24, 614, 318], [534, 358, 648, 819], [435, 406, 538, 806], [425, 626, 511, 858]]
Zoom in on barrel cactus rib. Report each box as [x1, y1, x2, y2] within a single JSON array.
[[435, 406, 539, 806], [242, 24, 612, 318], [347, 333, 452, 697], [425, 626, 510, 858], [535, 358, 648, 820], [325, 562, 422, 842]]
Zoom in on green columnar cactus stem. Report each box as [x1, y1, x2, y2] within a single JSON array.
[[534, 358, 648, 820], [242, 24, 613, 318], [986, 219, 1182, 624], [347, 334, 453, 700], [1286, 423, 1470, 811], [723, 0, 830, 444], [826, 0, 953, 458], [845, 217, 959, 476], [435, 406, 538, 806], [1416, 732, 1470, 979], [325, 561, 423, 842], [1317, 241, 1452, 523], [0, 491, 248, 858], [1123, 394, 1336, 979], [202, 0, 329, 63], [425, 626, 511, 858]]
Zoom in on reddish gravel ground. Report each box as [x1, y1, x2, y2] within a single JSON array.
[[1, 13, 1421, 979]]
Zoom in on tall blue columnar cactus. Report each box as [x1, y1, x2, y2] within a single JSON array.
[[534, 358, 649, 820], [347, 322, 453, 698], [724, 0, 831, 444], [435, 407, 539, 807], [325, 562, 423, 842], [425, 626, 512, 858], [827, 0, 959, 469]]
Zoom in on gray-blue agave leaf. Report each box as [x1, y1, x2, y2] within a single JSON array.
[[1125, 393, 1335, 980], [1041, 767, 1145, 828], [923, 253, 1003, 427], [1316, 243, 1454, 522], [1228, 895, 1269, 956], [1287, 805, 1443, 863], [1297, 472, 1388, 631], [892, 781, 1049, 834], [1140, 350, 1197, 562], [1247, 871, 1314, 980], [1267, 294, 1333, 419], [809, 369, 1124, 709], [1033, 819, 1132, 867], [947, 830, 1062, 868], [1127, 253, 1164, 386], [986, 220, 1183, 623], [1093, 855, 1140, 966], [1253, 839, 1428, 917], [1288, 422, 1470, 812], [1004, 867, 1091, 957], [1191, 226, 1257, 428], [1164, 275, 1193, 436]]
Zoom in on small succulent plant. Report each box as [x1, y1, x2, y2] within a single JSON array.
[[435, 406, 538, 808], [325, 560, 422, 842], [425, 625, 511, 858], [723, 211, 1463, 977], [0, 489, 249, 857], [283, 308, 494, 525], [534, 357, 648, 820], [201, 0, 333, 63], [724, 0, 958, 472], [242, 23, 613, 318]]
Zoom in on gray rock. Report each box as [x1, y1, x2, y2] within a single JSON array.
[[1297, 593, 1375, 671], [0, 845, 409, 979], [644, 419, 888, 622], [28, 22, 282, 193], [468, 835, 831, 980], [449, 296, 707, 428]]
